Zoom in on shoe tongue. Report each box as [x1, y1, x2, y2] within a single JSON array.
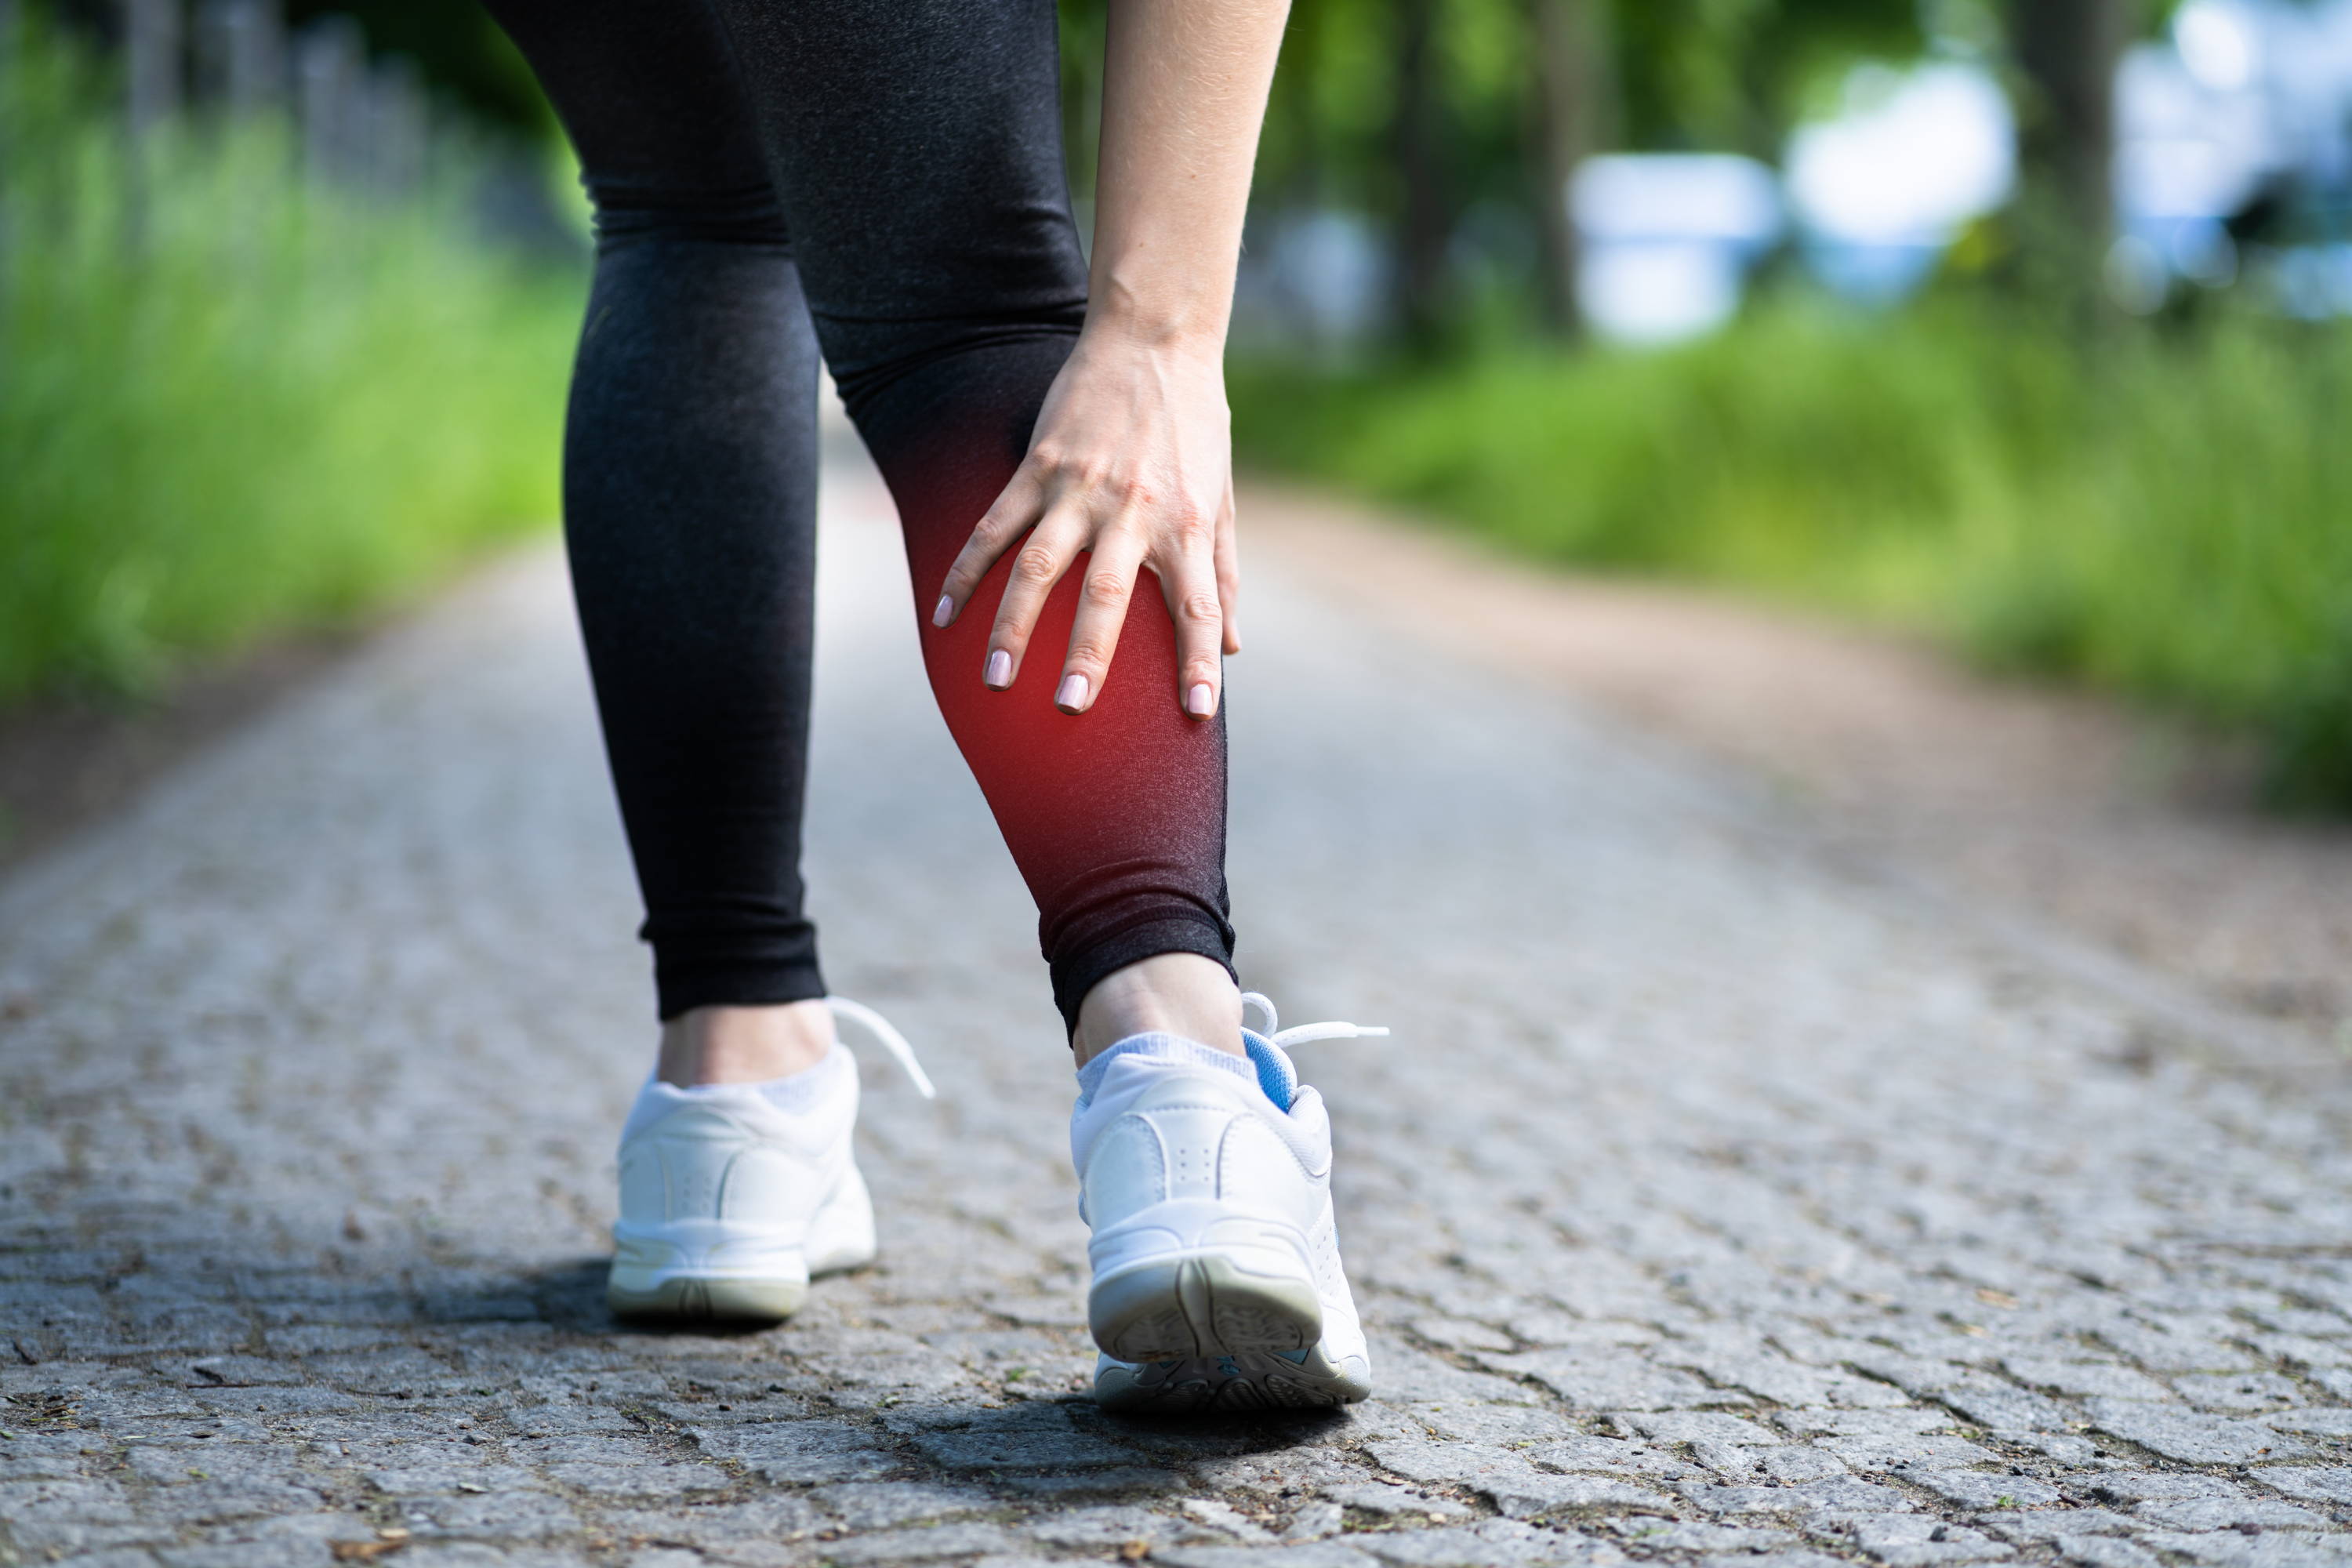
[[1243, 1029, 1297, 1112]]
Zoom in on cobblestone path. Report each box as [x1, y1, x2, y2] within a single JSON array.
[[6, 448, 2352, 1568]]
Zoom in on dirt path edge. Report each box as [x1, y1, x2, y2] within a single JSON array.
[[1243, 479, 2352, 1062]]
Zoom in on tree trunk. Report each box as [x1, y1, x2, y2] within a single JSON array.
[[1, 0, 16, 354], [2005, 0, 2130, 289], [194, 0, 286, 117], [1391, 0, 1448, 351], [1528, 0, 1613, 339], [296, 15, 364, 189], [124, 0, 183, 139]]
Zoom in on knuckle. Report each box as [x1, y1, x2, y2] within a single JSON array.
[[1066, 637, 1115, 669], [1040, 446, 1106, 487], [1011, 547, 1060, 588], [1080, 569, 1130, 609], [1178, 590, 1224, 626]]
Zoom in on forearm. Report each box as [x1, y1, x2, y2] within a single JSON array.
[[1087, 0, 1291, 351], [934, 0, 1279, 708]]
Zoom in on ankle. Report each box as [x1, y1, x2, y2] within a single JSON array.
[[1073, 954, 1243, 1067], [658, 1000, 837, 1087]]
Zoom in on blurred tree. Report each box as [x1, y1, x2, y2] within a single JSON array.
[[2002, 0, 2134, 309], [1391, 0, 1450, 349], [1610, 0, 1918, 155], [281, 0, 549, 136], [46, 0, 552, 136], [1526, 0, 1613, 336], [1107, 0, 1929, 346], [1526, 0, 1913, 336]]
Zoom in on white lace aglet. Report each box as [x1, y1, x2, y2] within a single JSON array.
[[1271, 1022, 1392, 1047], [826, 996, 938, 1099]]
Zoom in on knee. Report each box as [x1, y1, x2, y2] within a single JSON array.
[[829, 320, 1082, 455], [586, 179, 793, 252]]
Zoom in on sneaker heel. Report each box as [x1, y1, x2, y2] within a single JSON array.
[[607, 1272, 808, 1323], [1090, 1253, 1323, 1362]]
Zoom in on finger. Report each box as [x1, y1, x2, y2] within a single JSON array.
[[984, 506, 1089, 689], [1214, 478, 1241, 656], [1053, 528, 1148, 714], [1154, 535, 1226, 720], [935, 463, 1049, 628]]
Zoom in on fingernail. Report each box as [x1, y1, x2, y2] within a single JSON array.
[[1055, 673, 1089, 712], [984, 649, 1012, 688], [1186, 682, 1216, 717], [931, 595, 954, 628]]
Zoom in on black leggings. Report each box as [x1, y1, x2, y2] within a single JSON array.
[[483, 0, 1234, 1033]]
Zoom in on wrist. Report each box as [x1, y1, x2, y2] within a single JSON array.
[[1081, 270, 1231, 358]]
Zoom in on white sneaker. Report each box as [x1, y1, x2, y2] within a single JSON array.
[[1073, 993, 1386, 1414], [607, 998, 932, 1323]]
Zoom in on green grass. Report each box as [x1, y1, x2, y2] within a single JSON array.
[[0, 24, 581, 703], [1232, 301, 2352, 809]]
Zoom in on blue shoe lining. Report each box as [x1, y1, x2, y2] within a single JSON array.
[[1242, 1028, 1297, 1110]]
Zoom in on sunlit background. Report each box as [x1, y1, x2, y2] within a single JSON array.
[[1232, 2, 2352, 344], [2, 0, 2348, 819]]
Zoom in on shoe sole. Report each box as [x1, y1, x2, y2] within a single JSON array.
[[1094, 1345, 1371, 1414], [1090, 1252, 1323, 1363], [606, 1274, 808, 1324], [607, 1162, 875, 1327]]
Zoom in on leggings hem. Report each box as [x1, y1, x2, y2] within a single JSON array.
[[654, 961, 829, 1024], [1051, 913, 1239, 1039]]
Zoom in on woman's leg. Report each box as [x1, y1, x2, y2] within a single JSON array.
[[482, 0, 833, 1076], [699, 0, 1241, 1041]]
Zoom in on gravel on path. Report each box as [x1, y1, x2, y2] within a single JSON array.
[[5, 447, 2351, 1568]]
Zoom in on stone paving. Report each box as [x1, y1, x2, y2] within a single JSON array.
[[5, 445, 2352, 1568]]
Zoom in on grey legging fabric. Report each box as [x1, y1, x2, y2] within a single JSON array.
[[483, 0, 1235, 1031]]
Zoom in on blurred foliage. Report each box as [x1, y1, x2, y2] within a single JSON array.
[[1600, 0, 1922, 154], [1232, 306, 2352, 808], [1062, 0, 1923, 198], [0, 19, 579, 702], [1200, 0, 2352, 810], [45, 0, 554, 134], [16, 0, 2336, 813], [279, 0, 554, 136]]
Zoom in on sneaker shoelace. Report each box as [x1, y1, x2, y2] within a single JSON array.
[[827, 996, 937, 1100], [1240, 991, 1388, 1110]]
